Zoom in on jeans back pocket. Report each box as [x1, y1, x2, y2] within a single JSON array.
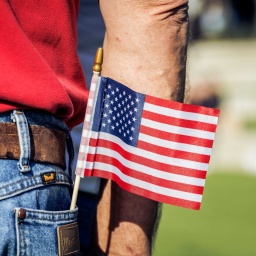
[[14, 207, 79, 256]]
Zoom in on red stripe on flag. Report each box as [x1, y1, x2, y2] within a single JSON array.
[[145, 95, 220, 117], [87, 169, 201, 210], [142, 110, 218, 132], [137, 140, 210, 163]]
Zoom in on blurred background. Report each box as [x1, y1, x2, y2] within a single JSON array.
[[75, 0, 256, 255]]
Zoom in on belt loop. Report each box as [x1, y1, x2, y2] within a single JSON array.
[[11, 110, 31, 172], [66, 131, 75, 178]]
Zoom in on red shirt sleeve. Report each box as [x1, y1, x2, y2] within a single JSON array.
[[0, 0, 88, 129]]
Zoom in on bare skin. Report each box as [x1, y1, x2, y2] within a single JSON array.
[[92, 1, 189, 255]]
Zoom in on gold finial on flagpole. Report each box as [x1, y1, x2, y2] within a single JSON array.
[[92, 47, 103, 73]]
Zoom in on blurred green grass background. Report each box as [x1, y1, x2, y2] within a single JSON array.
[[150, 39, 256, 256], [153, 173, 256, 256]]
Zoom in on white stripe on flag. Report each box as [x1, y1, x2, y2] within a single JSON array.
[[144, 102, 219, 124], [88, 98, 94, 106], [90, 82, 97, 91], [85, 114, 91, 122], [82, 129, 90, 138], [138, 133, 212, 155], [78, 144, 88, 154], [141, 118, 216, 140], [77, 159, 87, 169]]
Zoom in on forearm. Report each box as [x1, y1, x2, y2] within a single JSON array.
[[100, 0, 189, 101], [95, 181, 159, 256], [94, 1, 189, 255]]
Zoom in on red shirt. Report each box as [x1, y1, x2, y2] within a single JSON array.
[[0, 0, 88, 129]]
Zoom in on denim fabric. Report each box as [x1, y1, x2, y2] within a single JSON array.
[[0, 110, 78, 256]]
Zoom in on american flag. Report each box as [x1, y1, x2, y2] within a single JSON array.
[[76, 77, 220, 210]]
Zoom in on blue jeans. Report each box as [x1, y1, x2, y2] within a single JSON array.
[[0, 110, 79, 255]]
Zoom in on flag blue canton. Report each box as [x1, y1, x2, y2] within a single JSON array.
[[92, 78, 145, 147]]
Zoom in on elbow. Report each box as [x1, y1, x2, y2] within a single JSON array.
[[149, 1, 189, 25]]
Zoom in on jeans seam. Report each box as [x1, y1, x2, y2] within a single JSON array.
[[0, 182, 71, 198], [15, 209, 21, 256], [0, 172, 70, 189], [0, 172, 72, 199], [14, 208, 78, 222], [22, 215, 78, 222]]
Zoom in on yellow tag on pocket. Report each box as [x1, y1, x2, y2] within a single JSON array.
[[41, 172, 56, 184], [57, 222, 80, 256]]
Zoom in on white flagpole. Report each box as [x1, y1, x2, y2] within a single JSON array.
[[70, 47, 103, 210]]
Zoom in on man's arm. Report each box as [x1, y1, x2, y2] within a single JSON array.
[[93, 1, 189, 255]]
